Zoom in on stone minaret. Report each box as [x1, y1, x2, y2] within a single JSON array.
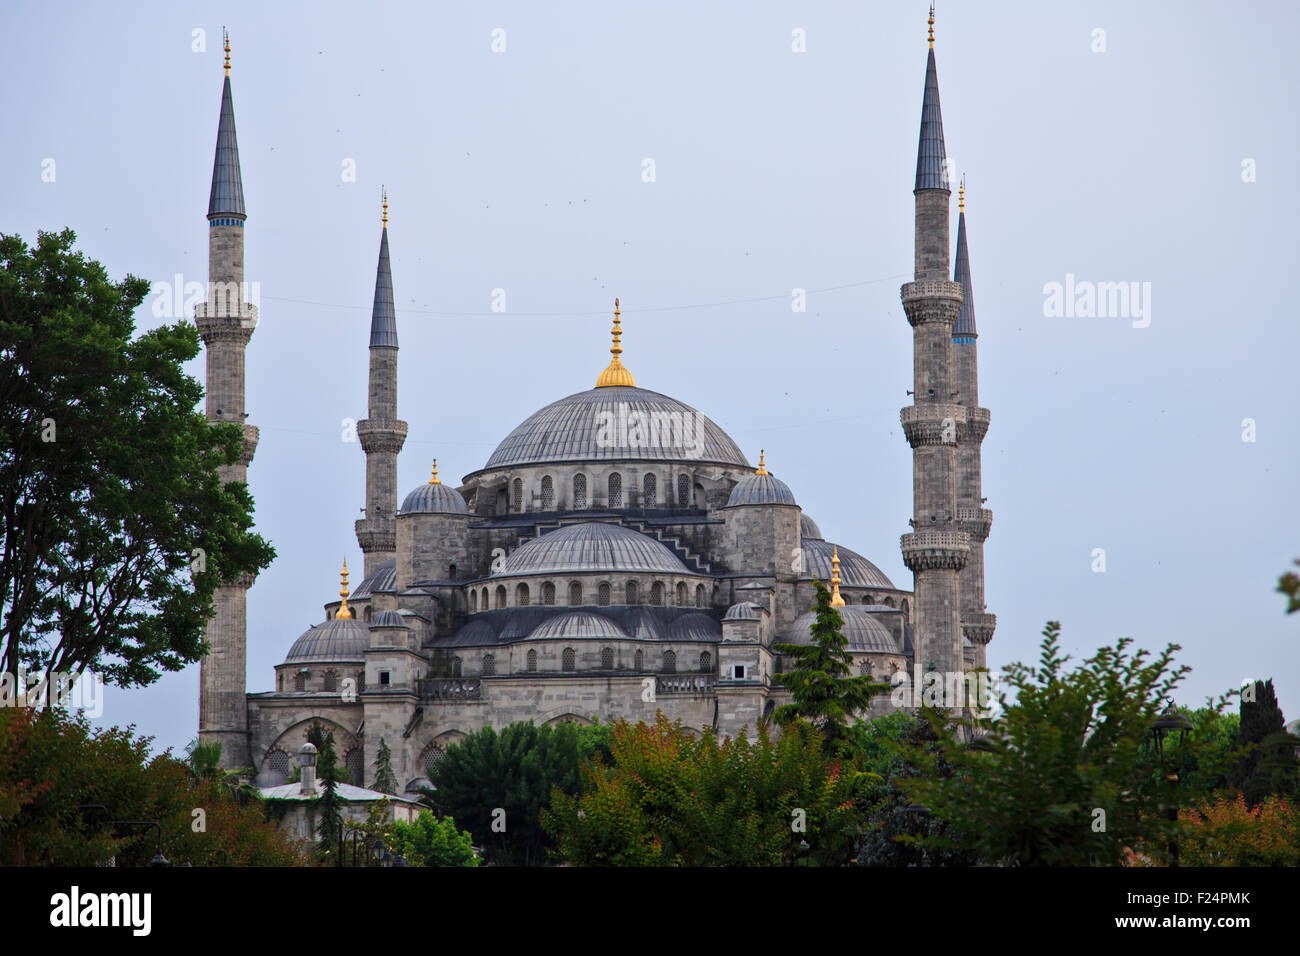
[[196, 32, 258, 768], [952, 182, 996, 669], [355, 192, 408, 577], [899, 9, 968, 678]]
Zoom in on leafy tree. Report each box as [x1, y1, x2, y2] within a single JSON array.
[[372, 737, 398, 795], [183, 738, 259, 806], [390, 811, 480, 867], [309, 725, 343, 860], [422, 720, 604, 865], [897, 621, 1204, 866], [1278, 559, 1300, 614], [0, 228, 274, 686], [1176, 793, 1300, 867], [772, 581, 890, 755], [542, 714, 876, 866], [1234, 679, 1300, 806]]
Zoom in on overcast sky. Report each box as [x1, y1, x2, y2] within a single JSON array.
[[4, 0, 1297, 755]]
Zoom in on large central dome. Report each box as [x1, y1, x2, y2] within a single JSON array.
[[482, 386, 750, 471]]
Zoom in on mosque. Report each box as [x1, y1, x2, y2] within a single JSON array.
[[194, 12, 996, 791]]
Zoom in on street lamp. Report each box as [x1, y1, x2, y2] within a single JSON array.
[[1150, 702, 1192, 867]]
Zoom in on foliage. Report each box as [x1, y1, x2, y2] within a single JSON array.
[[0, 706, 305, 865], [542, 714, 876, 866], [772, 581, 890, 755], [1233, 679, 1300, 805], [308, 724, 343, 860], [896, 621, 1202, 866], [0, 229, 274, 687], [1278, 559, 1300, 614], [372, 737, 398, 795], [423, 720, 608, 866], [390, 811, 480, 867], [1176, 793, 1300, 867]]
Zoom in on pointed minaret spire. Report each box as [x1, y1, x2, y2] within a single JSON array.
[[595, 298, 636, 387], [370, 191, 397, 348], [953, 178, 976, 339], [208, 38, 245, 219], [915, 6, 949, 193]]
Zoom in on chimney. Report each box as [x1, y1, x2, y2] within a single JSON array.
[[298, 742, 318, 796]]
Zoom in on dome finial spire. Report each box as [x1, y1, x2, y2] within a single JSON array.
[[928, 4, 935, 49], [595, 297, 636, 387], [381, 186, 388, 229], [830, 546, 846, 607], [756, 449, 769, 475], [336, 558, 353, 619], [429, 458, 440, 484], [223, 27, 231, 76]]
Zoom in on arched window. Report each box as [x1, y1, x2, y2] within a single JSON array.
[[643, 473, 657, 506], [516, 583, 530, 606], [860, 659, 873, 676], [675, 582, 686, 606], [601, 646, 615, 670], [677, 474, 690, 507], [357, 671, 365, 693], [482, 588, 489, 610], [663, 650, 677, 673], [698, 651, 711, 673], [695, 584, 705, 607], [542, 581, 556, 606], [634, 649, 644, 671], [901, 599, 910, 622], [863, 594, 874, 605], [573, 473, 587, 509], [568, 581, 582, 606], [448, 563, 457, 581], [598, 581, 611, 606], [512, 478, 523, 512], [322, 669, 338, 692], [608, 473, 623, 508], [470, 590, 478, 612], [495, 585, 506, 609], [364, 605, 372, 621], [482, 653, 496, 676], [495, 487, 508, 515], [650, 581, 664, 606], [294, 670, 308, 692], [421, 744, 445, 778], [562, 647, 576, 672], [265, 748, 291, 784], [625, 581, 638, 605], [452, 656, 463, 677], [541, 475, 554, 510], [527, 649, 538, 672], [345, 747, 364, 786], [883, 596, 895, 608]]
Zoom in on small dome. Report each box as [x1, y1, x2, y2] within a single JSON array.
[[284, 618, 370, 663], [528, 611, 630, 642], [801, 539, 895, 590], [724, 602, 763, 621], [400, 482, 469, 516], [351, 558, 396, 598], [370, 610, 406, 628], [788, 606, 899, 653], [668, 612, 722, 642], [799, 514, 823, 540], [726, 473, 797, 508], [497, 522, 688, 576]]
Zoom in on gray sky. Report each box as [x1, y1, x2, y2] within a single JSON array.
[[4, 0, 1297, 755]]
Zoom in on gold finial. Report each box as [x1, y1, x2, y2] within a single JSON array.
[[224, 28, 231, 76], [755, 450, 769, 476], [381, 187, 388, 229], [429, 458, 440, 484], [958, 175, 965, 213], [595, 297, 637, 388], [830, 546, 846, 607], [928, 5, 935, 49], [336, 558, 353, 619]]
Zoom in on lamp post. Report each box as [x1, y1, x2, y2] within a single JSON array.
[[1150, 702, 1192, 867]]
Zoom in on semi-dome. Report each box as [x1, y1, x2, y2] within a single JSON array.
[[788, 606, 900, 654], [284, 618, 370, 663], [668, 612, 722, 642], [480, 386, 750, 471], [370, 610, 406, 628], [724, 602, 764, 621], [400, 481, 469, 516], [497, 522, 688, 576], [801, 539, 895, 590], [351, 558, 397, 598], [726, 473, 797, 508], [799, 514, 823, 540], [528, 611, 630, 642]]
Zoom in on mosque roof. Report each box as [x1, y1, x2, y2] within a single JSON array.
[[788, 605, 901, 654], [726, 473, 797, 508], [284, 618, 370, 664], [351, 559, 397, 598], [799, 513, 824, 540], [495, 522, 689, 576], [400, 481, 470, 516], [801, 538, 895, 590]]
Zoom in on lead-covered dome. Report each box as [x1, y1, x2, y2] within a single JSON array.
[[528, 611, 630, 642], [801, 539, 894, 590], [481, 386, 749, 470], [496, 522, 688, 576], [726, 473, 797, 508], [788, 606, 900, 653], [400, 482, 469, 516], [284, 618, 370, 663], [799, 514, 823, 540]]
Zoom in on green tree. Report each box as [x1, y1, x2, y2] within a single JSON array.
[[1234, 679, 1300, 806], [1278, 559, 1299, 614], [772, 581, 890, 755], [0, 229, 274, 686], [390, 811, 480, 867], [372, 737, 398, 795], [309, 725, 343, 860], [182, 738, 259, 806], [898, 621, 1206, 866]]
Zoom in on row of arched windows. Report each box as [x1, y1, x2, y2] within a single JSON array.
[[500, 471, 697, 513], [280, 668, 364, 693], [470, 580, 711, 611], [471, 647, 712, 674]]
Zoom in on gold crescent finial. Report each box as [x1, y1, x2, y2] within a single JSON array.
[[336, 558, 353, 618], [429, 458, 440, 484], [224, 28, 231, 76], [381, 187, 388, 229], [958, 175, 965, 213], [595, 297, 636, 387], [928, 5, 935, 49], [830, 546, 846, 607], [756, 450, 769, 476]]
